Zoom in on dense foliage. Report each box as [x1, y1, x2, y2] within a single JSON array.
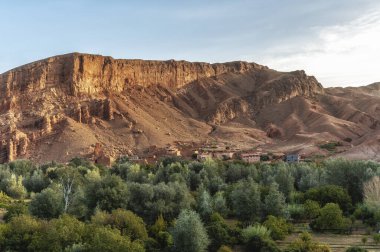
[[0, 158, 378, 251]]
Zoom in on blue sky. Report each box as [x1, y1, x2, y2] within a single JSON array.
[[1, 0, 380, 87]]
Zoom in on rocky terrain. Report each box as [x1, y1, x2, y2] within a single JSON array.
[[0, 53, 379, 163]]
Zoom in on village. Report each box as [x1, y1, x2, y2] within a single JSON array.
[[116, 141, 304, 166]]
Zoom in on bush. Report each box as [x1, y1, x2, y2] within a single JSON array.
[[243, 234, 280, 252], [303, 200, 321, 220], [241, 224, 280, 252], [287, 204, 305, 221], [285, 232, 331, 252], [319, 142, 342, 151], [263, 215, 293, 240], [91, 209, 148, 241], [0, 191, 12, 208], [2, 215, 41, 251], [373, 233, 380, 244], [311, 203, 351, 232], [241, 224, 271, 242], [83, 224, 144, 252], [346, 246, 368, 252], [4, 202, 28, 222], [217, 245, 233, 252]]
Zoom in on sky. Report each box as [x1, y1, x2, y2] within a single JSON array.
[[1, 0, 380, 87]]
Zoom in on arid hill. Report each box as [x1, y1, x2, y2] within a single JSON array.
[[0, 53, 379, 163]]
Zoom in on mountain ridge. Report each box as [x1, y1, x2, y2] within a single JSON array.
[[0, 53, 378, 163]]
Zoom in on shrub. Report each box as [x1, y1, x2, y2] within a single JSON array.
[[285, 232, 331, 252], [319, 142, 342, 151], [346, 246, 368, 252], [373, 233, 380, 244], [287, 204, 305, 221], [311, 203, 351, 232], [4, 202, 28, 222], [244, 235, 280, 252], [91, 209, 148, 241], [241, 224, 280, 252], [241, 224, 271, 242], [303, 200, 321, 220], [263, 215, 293, 240], [217, 245, 233, 252], [361, 237, 367, 244]]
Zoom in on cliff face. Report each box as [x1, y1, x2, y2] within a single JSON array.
[[0, 53, 267, 98], [0, 53, 330, 164], [173, 69, 324, 124]]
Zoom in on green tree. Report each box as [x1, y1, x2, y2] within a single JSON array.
[[274, 164, 295, 200], [28, 214, 86, 251], [8, 160, 36, 176], [85, 175, 129, 213], [263, 183, 287, 218], [212, 191, 228, 217], [304, 185, 352, 213], [171, 210, 210, 252], [128, 182, 193, 223], [197, 189, 213, 220], [23, 169, 50, 193], [2, 215, 41, 251], [92, 209, 148, 241], [83, 225, 145, 252], [324, 159, 379, 204], [207, 213, 232, 252], [149, 214, 173, 251], [6, 174, 27, 199], [230, 179, 261, 222], [29, 186, 64, 219]]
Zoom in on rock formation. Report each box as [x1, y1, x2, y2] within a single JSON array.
[[0, 53, 379, 163]]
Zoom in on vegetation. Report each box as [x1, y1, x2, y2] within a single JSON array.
[[0, 158, 378, 251], [319, 141, 342, 152]]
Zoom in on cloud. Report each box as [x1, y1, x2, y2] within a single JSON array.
[[260, 11, 380, 87]]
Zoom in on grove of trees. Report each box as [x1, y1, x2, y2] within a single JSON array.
[[0, 157, 378, 251]]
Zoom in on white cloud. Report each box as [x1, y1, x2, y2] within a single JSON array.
[[260, 11, 380, 87]]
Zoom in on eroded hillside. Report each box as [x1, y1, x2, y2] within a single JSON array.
[[0, 53, 378, 163]]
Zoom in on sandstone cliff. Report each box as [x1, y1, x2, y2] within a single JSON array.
[[0, 53, 267, 98]]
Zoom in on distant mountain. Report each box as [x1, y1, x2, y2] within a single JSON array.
[[0, 53, 378, 163]]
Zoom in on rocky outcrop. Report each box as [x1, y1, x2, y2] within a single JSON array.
[[69, 98, 115, 123], [208, 98, 250, 124], [254, 70, 323, 108], [0, 53, 267, 98]]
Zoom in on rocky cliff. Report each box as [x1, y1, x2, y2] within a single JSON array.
[[0, 53, 267, 98]]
